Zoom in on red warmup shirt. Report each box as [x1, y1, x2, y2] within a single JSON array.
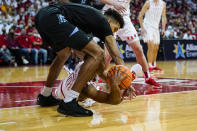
[[14, 28, 21, 36], [17, 35, 32, 48], [29, 35, 43, 49], [0, 34, 8, 48]]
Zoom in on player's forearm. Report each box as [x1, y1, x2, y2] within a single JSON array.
[[162, 3, 167, 31], [107, 83, 122, 105], [99, 0, 117, 6], [138, 1, 149, 29], [82, 83, 121, 104], [82, 85, 110, 103], [138, 13, 144, 29], [162, 17, 167, 31], [105, 35, 125, 65], [45, 56, 66, 87]]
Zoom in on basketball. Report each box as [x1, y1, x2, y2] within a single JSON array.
[[106, 65, 134, 89]]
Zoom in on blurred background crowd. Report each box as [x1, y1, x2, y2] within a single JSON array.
[[0, 0, 196, 66]]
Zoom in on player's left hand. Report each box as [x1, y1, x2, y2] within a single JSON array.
[[122, 86, 136, 100]]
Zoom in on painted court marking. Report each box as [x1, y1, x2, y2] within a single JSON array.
[[0, 77, 197, 108]]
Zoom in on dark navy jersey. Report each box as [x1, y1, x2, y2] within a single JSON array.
[[46, 3, 112, 42]]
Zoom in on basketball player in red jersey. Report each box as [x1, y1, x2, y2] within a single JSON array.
[[99, 0, 161, 87]]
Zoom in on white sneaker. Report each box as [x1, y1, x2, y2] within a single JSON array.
[[22, 57, 29, 64], [82, 98, 96, 107]]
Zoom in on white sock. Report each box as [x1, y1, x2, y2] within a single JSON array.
[[144, 70, 151, 79], [64, 90, 79, 103], [41, 86, 52, 97], [149, 63, 153, 68], [147, 70, 151, 78], [130, 64, 142, 77], [153, 61, 156, 67]]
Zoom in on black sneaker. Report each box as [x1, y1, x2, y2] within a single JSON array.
[[57, 99, 93, 117], [37, 94, 60, 107]]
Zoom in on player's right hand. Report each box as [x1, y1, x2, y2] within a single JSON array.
[[113, 4, 127, 14], [122, 86, 136, 100], [108, 66, 127, 86], [141, 27, 146, 37]]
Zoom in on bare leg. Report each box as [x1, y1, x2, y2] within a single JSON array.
[[71, 40, 105, 93], [147, 41, 154, 65], [46, 47, 71, 87], [37, 47, 71, 107], [129, 40, 148, 73], [56, 41, 105, 116], [152, 44, 159, 65], [128, 40, 160, 86]]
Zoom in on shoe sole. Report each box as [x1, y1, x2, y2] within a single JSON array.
[[57, 107, 93, 117], [145, 82, 161, 87], [37, 100, 59, 107]]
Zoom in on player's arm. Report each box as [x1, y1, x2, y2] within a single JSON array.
[[99, 0, 117, 6], [81, 68, 125, 104], [138, 1, 150, 31], [81, 83, 122, 105], [161, 2, 167, 37], [105, 35, 125, 65], [99, 0, 126, 13]]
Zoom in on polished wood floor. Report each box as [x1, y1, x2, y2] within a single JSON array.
[[0, 60, 197, 131]]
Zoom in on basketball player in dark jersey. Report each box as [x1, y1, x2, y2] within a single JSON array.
[[35, 2, 124, 117]]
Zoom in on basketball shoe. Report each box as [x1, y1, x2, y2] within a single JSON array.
[[149, 67, 154, 72], [37, 94, 60, 107], [57, 99, 93, 117], [153, 66, 162, 71], [145, 77, 161, 87]]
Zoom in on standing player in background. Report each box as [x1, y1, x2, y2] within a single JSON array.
[[100, 0, 160, 87], [139, 0, 167, 71]]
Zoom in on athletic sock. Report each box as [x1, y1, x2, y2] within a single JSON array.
[[149, 63, 153, 68], [41, 86, 52, 97], [144, 70, 151, 79], [63, 90, 79, 103], [152, 61, 156, 68]]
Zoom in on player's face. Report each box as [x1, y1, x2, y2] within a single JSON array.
[[108, 19, 121, 33]]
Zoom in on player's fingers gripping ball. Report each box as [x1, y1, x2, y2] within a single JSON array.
[[106, 65, 135, 89]]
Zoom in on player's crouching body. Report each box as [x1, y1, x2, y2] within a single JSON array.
[[55, 62, 142, 106]]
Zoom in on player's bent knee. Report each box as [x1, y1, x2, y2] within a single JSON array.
[[82, 40, 104, 59]]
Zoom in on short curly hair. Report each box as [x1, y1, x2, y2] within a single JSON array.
[[104, 9, 124, 28]]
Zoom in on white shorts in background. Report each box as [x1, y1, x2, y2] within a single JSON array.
[[116, 16, 139, 44], [143, 23, 160, 44]]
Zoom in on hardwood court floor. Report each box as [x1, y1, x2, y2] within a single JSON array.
[[0, 60, 197, 131]]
